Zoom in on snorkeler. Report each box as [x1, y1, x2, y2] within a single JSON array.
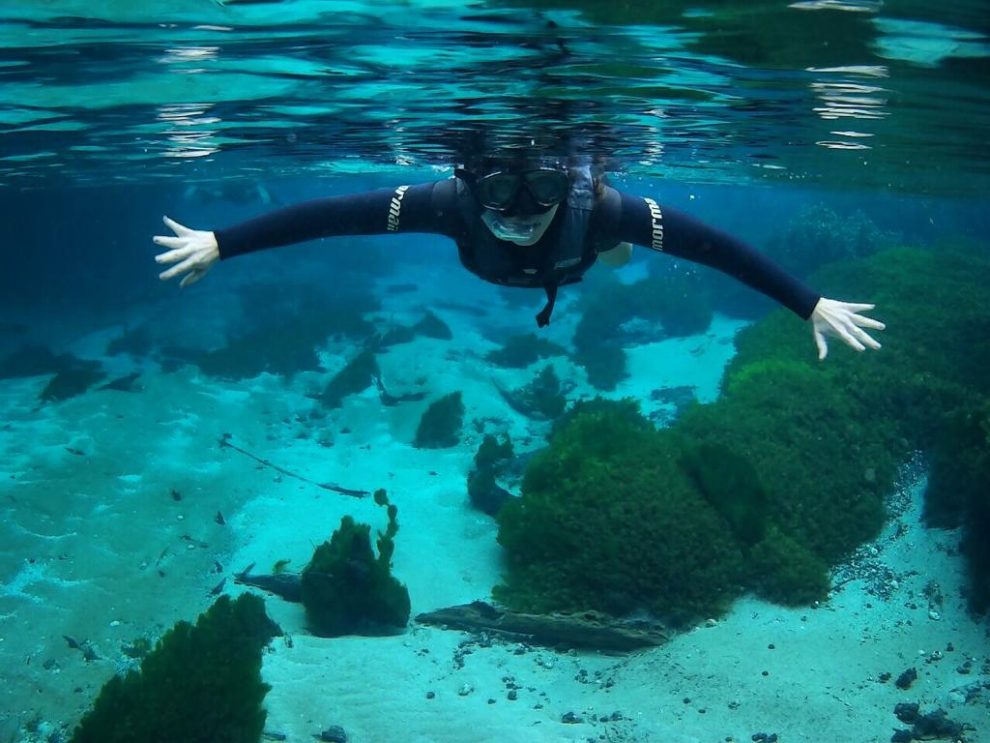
[[153, 153, 884, 360]]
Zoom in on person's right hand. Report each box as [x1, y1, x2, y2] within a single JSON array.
[[153, 216, 220, 287]]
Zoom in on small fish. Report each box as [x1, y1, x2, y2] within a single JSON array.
[[209, 577, 226, 596], [64, 635, 99, 661], [63, 635, 82, 650]]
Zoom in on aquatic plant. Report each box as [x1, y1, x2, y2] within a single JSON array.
[[681, 359, 897, 563], [468, 433, 515, 516], [764, 203, 898, 278], [468, 467, 514, 517], [925, 397, 990, 613], [412, 310, 453, 340], [39, 356, 106, 402], [174, 283, 379, 380], [495, 246, 990, 622], [71, 594, 281, 743], [496, 399, 747, 624], [572, 279, 631, 390], [413, 391, 465, 448], [485, 332, 568, 368], [709, 203, 898, 318], [573, 340, 627, 391], [571, 268, 713, 389], [320, 346, 379, 408], [498, 364, 567, 420], [678, 441, 768, 546], [474, 432, 514, 471], [747, 525, 830, 605], [189, 320, 329, 379], [719, 246, 990, 607], [632, 267, 713, 337], [300, 489, 410, 636]]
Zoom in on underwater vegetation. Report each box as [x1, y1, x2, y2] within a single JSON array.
[[634, 265, 714, 338], [468, 433, 515, 516], [572, 268, 714, 391], [710, 203, 898, 318], [377, 310, 453, 348], [414, 391, 465, 448], [163, 283, 379, 380], [496, 246, 990, 622], [71, 594, 281, 743], [485, 332, 568, 368], [925, 398, 990, 613], [497, 364, 568, 421], [320, 345, 379, 408], [0, 345, 109, 402], [38, 356, 106, 402], [301, 489, 410, 637], [763, 203, 900, 279], [496, 398, 748, 623]]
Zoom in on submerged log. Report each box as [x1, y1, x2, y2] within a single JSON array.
[[415, 601, 669, 652]]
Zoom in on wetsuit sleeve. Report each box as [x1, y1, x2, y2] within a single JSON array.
[[215, 181, 461, 259], [595, 189, 821, 319]]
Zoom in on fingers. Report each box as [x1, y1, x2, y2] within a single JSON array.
[[814, 328, 828, 361], [845, 315, 883, 350], [153, 235, 187, 252], [159, 253, 199, 281], [162, 215, 192, 236], [154, 246, 193, 266], [838, 325, 867, 352], [849, 313, 885, 331], [180, 269, 205, 288], [855, 328, 882, 351]]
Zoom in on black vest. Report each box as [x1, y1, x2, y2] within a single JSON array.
[[442, 167, 613, 326]]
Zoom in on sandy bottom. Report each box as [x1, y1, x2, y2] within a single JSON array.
[[0, 277, 986, 743]]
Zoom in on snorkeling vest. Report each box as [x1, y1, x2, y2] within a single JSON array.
[[437, 166, 617, 327]]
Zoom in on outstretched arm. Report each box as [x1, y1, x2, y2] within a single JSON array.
[[598, 189, 884, 359], [154, 181, 457, 285]]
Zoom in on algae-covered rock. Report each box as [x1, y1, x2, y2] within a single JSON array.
[[413, 391, 465, 448], [486, 333, 567, 368], [301, 489, 410, 636], [496, 399, 746, 625], [320, 346, 379, 408], [71, 594, 281, 743]]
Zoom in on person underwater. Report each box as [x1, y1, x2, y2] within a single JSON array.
[[154, 154, 884, 360]]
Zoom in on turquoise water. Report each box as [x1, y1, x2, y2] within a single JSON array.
[[2, 0, 988, 194], [1, 2, 989, 742]]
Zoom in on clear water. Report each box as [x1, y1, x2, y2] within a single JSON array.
[[1, 2, 989, 742]]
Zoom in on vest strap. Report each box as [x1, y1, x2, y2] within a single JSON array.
[[536, 284, 559, 327]]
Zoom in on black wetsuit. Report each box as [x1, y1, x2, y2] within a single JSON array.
[[216, 178, 820, 323]]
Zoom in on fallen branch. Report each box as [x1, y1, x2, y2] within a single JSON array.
[[218, 433, 369, 498], [416, 601, 670, 652]]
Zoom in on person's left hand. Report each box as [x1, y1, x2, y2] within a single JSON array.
[[811, 297, 885, 360]]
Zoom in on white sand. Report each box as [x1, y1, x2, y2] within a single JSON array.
[[0, 273, 986, 743]]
